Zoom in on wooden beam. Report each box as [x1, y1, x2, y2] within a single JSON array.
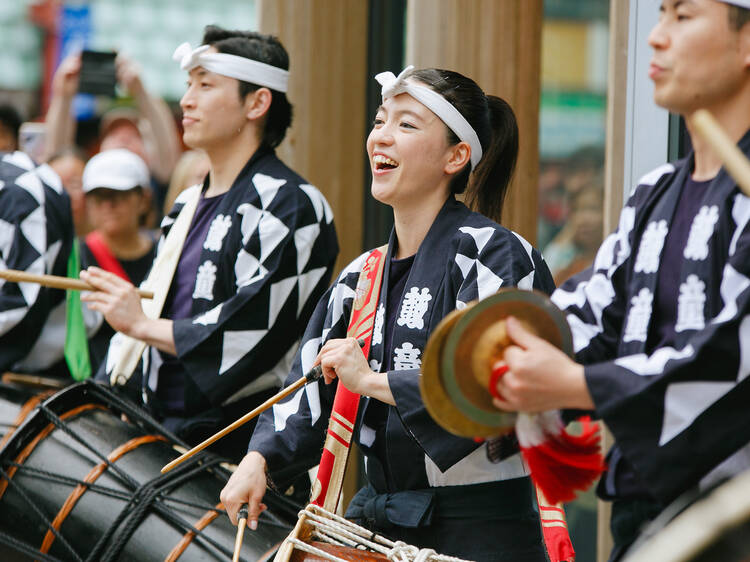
[[405, 0, 543, 243], [257, 0, 368, 272]]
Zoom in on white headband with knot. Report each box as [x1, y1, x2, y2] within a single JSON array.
[[173, 42, 289, 93], [375, 65, 483, 169]]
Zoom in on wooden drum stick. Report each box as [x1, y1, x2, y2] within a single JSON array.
[[160, 338, 366, 474], [0, 269, 154, 299], [232, 504, 249, 562], [690, 109, 750, 197]]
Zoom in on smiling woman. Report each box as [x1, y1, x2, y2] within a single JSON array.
[[222, 66, 560, 562]]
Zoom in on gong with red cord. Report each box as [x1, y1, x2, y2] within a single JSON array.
[[420, 288, 573, 439]]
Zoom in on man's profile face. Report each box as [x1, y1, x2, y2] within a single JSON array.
[[648, 0, 748, 115], [179, 49, 253, 151]]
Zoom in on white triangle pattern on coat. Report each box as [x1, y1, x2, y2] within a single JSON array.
[[219, 329, 267, 375], [294, 223, 320, 274], [252, 173, 287, 209], [268, 276, 298, 327]]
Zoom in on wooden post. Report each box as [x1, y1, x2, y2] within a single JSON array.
[[257, 0, 368, 272], [598, 0, 631, 560], [257, 0, 368, 508], [405, 0, 543, 243]]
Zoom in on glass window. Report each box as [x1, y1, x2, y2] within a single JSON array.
[[538, 2, 610, 560], [539, 0, 608, 294]]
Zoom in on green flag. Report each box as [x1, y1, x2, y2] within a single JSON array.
[[64, 240, 92, 381]]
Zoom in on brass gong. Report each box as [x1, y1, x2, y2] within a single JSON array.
[[420, 288, 573, 439]]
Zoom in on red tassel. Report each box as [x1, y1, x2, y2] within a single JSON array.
[[517, 413, 606, 505]]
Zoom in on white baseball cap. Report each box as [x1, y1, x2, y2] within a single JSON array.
[[82, 148, 150, 193], [721, 1, 750, 8]]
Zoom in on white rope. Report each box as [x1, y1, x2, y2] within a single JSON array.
[[283, 505, 472, 562]]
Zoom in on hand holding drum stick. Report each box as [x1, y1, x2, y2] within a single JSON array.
[[160, 338, 367, 474], [0, 269, 154, 299]]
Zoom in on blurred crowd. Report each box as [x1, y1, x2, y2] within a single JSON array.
[[538, 146, 605, 285], [0, 51, 210, 376]]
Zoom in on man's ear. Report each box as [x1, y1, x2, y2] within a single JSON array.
[[444, 141, 472, 175], [245, 87, 273, 121]]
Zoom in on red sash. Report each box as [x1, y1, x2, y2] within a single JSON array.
[[84, 232, 131, 283], [310, 246, 387, 511]]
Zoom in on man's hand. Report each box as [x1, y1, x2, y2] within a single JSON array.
[[220, 452, 268, 530], [115, 54, 146, 99], [492, 316, 594, 412], [52, 54, 81, 98], [80, 267, 148, 337]]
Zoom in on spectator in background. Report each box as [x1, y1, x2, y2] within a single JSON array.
[[537, 160, 566, 249], [44, 52, 181, 217], [47, 147, 91, 236], [543, 181, 604, 284], [537, 145, 604, 251], [79, 148, 156, 371], [0, 104, 22, 152], [163, 149, 210, 217]]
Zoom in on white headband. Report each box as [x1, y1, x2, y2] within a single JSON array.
[[375, 65, 483, 169], [173, 42, 289, 93], [720, 0, 750, 7]]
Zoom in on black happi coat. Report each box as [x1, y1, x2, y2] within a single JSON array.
[[0, 151, 74, 373], [553, 130, 750, 504], [250, 198, 555, 559], [102, 148, 338, 410]]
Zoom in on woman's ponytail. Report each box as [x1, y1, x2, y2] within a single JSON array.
[[464, 95, 518, 222]]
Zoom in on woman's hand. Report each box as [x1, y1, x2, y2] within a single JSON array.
[[220, 452, 268, 529], [315, 338, 395, 405]]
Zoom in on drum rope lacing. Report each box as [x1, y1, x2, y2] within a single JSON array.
[[285, 505, 470, 562], [0, 386, 287, 562]]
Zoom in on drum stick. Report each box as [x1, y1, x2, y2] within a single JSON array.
[[690, 109, 750, 197], [0, 269, 155, 299], [160, 338, 367, 474], [232, 504, 248, 562]]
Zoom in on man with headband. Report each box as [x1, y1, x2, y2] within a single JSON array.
[[487, 1, 750, 558], [81, 26, 338, 462]]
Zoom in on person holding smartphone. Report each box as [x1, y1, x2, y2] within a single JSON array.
[[43, 50, 181, 194]]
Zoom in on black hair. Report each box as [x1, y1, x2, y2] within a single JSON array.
[[728, 5, 750, 31], [407, 69, 518, 223], [202, 25, 293, 149], [0, 104, 22, 148]]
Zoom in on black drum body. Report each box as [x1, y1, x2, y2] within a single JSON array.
[[0, 381, 293, 561]]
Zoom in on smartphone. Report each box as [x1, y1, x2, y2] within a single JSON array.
[[18, 122, 46, 162], [78, 50, 117, 97]]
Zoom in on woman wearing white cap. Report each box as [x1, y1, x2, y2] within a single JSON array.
[[221, 67, 557, 561], [80, 148, 156, 370]]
